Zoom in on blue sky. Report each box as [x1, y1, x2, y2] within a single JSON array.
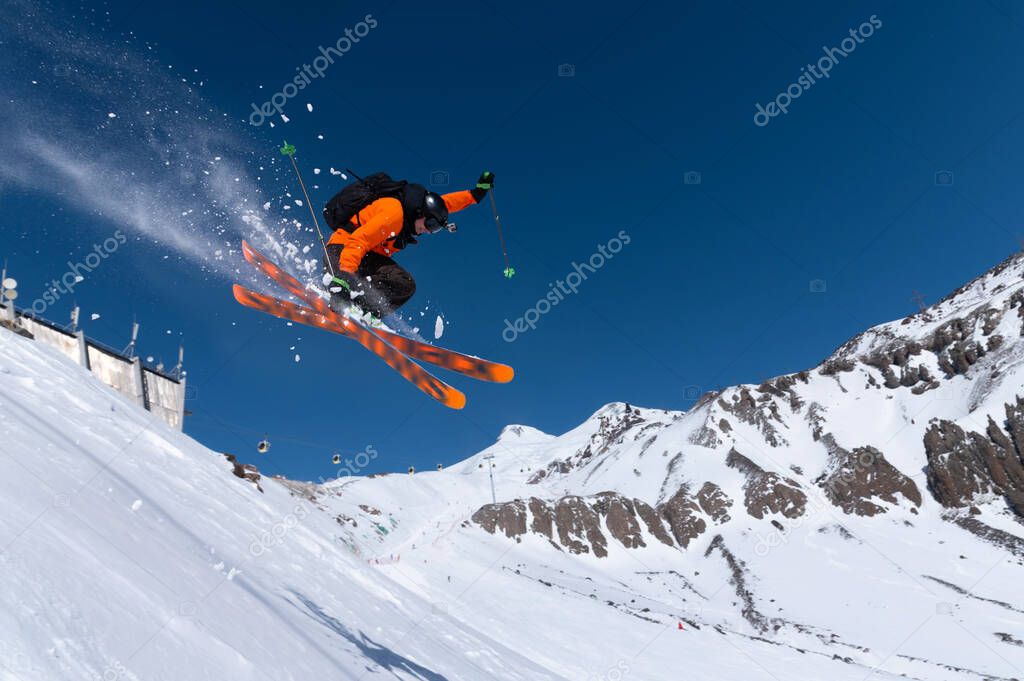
[[2, 0, 1024, 482]]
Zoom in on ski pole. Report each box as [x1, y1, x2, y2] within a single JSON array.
[[280, 141, 337, 277], [488, 189, 515, 279]]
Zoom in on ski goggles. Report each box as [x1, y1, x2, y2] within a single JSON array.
[[424, 215, 451, 234]]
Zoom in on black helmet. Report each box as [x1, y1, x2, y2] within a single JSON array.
[[421, 192, 449, 233]]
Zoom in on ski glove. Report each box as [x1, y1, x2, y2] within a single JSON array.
[[476, 171, 495, 190], [327, 270, 361, 300], [471, 171, 495, 203]]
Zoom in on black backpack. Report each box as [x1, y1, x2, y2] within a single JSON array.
[[322, 172, 409, 231]]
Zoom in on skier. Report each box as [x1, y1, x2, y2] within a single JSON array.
[[322, 171, 496, 319]]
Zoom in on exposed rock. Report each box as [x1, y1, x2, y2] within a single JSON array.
[[696, 482, 732, 523], [588, 405, 646, 457], [923, 398, 1024, 517], [1012, 289, 1024, 335], [634, 498, 674, 546], [936, 340, 985, 378], [805, 403, 826, 441], [718, 389, 788, 447], [816, 437, 921, 516], [923, 575, 1024, 614], [953, 516, 1024, 558], [911, 379, 942, 395], [657, 487, 707, 548], [924, 309, 996, 378], [692, 389, 721, 411], [726, 449, 807, 519], [861, 341, 931, 390], [817, 524, 858, 542], [526, 460, 571, 485], [996, 633, 1024, 647], [224, 454, 263, 492], [688, 425, 721, 448], [924, 421, 1003, 507], [633, 421, 667, 441], [704, 535, 772, 633], [554, 496, 608, 557], [598, 493, 646, 549], [472, 486, 708, 556], [528, 497, 554, 538], [819, 357, 856, 376], [757, 373, 807, 413], [472, 500, 527, 540], [638, 434, 662, 456]]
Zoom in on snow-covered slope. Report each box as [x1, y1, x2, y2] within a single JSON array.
[[4, 252, 1024, 680], [0, 331, 558, 681]]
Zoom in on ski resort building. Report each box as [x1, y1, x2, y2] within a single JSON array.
[[0, 300, 186, 430]]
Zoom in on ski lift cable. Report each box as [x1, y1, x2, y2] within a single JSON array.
[[189, 407, 361, 451]]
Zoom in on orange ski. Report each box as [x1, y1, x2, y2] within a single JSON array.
[[236, 243, 466, 409], [233, 285, 513, 383]]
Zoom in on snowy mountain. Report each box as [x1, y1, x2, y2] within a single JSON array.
[[4, 253, 1024, 680]]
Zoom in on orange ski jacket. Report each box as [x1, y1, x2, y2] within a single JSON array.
[[327, 190, 478, 273]]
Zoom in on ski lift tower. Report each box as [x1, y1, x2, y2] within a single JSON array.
[[482, 453, 497, 504], [1, 264, 18, 324], [911, 290, 927, 313], [172, 345, 185, 381], [123, 321, 140, 359]]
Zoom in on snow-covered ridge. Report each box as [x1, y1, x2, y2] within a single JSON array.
[[282, 250, 1024, 679], [827, 250, 1024, 368]]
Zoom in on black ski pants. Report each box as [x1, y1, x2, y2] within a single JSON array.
[[324, 243, 416, 318]]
